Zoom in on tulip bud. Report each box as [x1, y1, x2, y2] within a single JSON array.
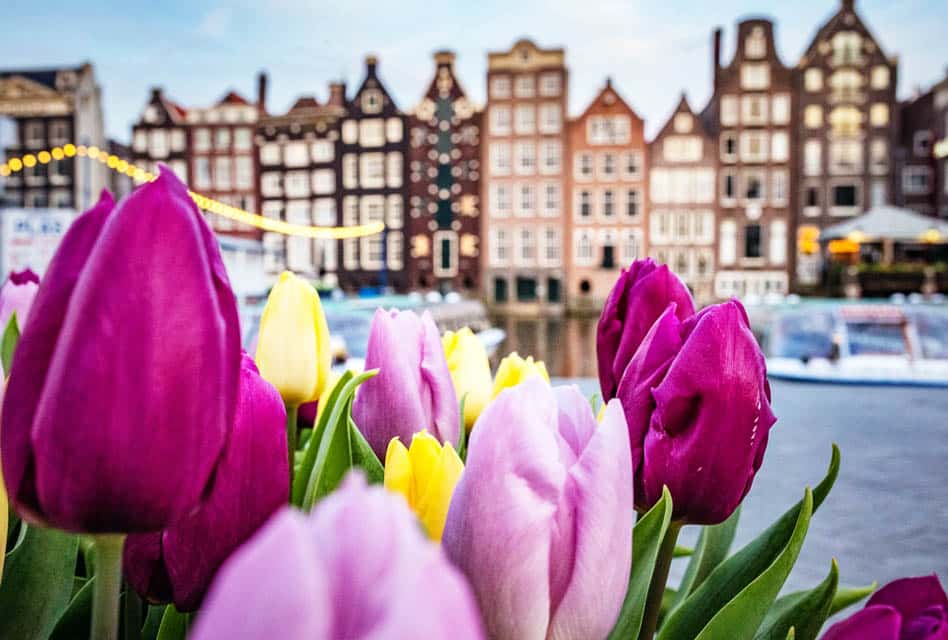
[[384, 430, 463, 541], [0, 268, 40, 331], [616, 299, 775, 524], [443, 379, 633, 640], [1, 172, 241, 533], [255, 271, 331, 406], [597, 258, 694, 401], [491, 352, 549, 399], [442, 327, 493, 430], [123, 352, 288, 610], [352, 309, 459, 459], [821, 574, 947, 640], [191, 473, 485, 640]]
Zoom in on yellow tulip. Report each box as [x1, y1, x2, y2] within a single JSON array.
[[256, 271, 331, 406], [442, 328, 493, 431], [491, 352, 550, 399], [384, 431, 463, 541]]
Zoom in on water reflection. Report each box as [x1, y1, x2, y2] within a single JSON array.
[[489, 314, 599, 378]]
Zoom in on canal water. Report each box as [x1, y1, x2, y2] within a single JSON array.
[[491, 314, 948, 594]]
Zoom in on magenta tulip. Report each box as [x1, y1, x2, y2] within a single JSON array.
[[191, 473, 484, 640], [822, 574, 947, 639], [1, 169, 241, 533], [442, 378, 633, 640], [123, 352, 288, 611], [597, 258, 694, 402], [0, 268, 40, 331], [352, 308, 459, 458], [616, 299, 775, 524]]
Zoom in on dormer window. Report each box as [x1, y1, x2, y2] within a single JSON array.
[[745, 27, 766, 59], [673, 113, 693, 133], [362, 89, 383, 114], [832, 32, 862, 66]]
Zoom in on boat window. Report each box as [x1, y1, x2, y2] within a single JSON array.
[[768, 312, 834, 359], [846, 322, 907, 356], [910, 312, 948, 359]]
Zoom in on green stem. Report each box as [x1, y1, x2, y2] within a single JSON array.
[[286, 404, 299, 487], [90, 534, 125, 640], [640, 521, 682, 639]]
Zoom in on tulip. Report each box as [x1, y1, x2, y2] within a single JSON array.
[[191, 473, 485, 640], [352, 309, 459, 459], [821, 574, 947, 640], [255, 271, 331, 407], [0, 268, 40, 332], [123, 352, 288, 611], [491, 351, 549, 399], [1, 172, 241, 533], [443, 378, 633, 640], [384, 430, 463, 541], [616, 299, 775, 524], [442, 327, 493, 430], [597, 258, 695, 401]]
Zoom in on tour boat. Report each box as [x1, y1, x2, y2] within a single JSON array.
[[765, 304, 948, 387]]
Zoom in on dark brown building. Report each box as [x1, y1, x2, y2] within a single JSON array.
[[708, 19, 795, 298], [407, 51, 482, 294]]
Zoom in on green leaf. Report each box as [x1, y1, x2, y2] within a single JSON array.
[[829, 584, 876, 616], [755, 559, 839, 640], [607, 486, 673, 640], [349, 414, 384, 484], [673, 545, 694, 558], [0, 523, 79, 639], [659, 587, 677, 626], [670, 505, 741, 612], [155, 607, 188, 640], [589, 392, 601, 415], [141, 606, 166, 640], [49, 575, 94, 640], [124, 585, 143, 640], [691, 489, 813, 640], [2, 312, 20, 373], [659, 444, 840, 640], [456, 392, 468, 462]]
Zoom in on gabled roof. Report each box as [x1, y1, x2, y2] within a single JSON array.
[[349, 55, 400, 114], [799, 1, 891, 66], [651, 93, 712, 143], [418, 51, 468, 104], [574, 78, 643, 124], [288, 96, 321, 112], [217, 91, 250, 106]]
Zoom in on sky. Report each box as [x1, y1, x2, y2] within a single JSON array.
[[2, 0, 946, 141]]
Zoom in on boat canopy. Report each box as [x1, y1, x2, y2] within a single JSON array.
[[820, 206, 948, 243]]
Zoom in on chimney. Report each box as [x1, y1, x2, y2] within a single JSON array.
[[328, 81, 347, 107], [712, 28, 722, 92], [434, 50, 456, 69], [149, 86, 163, 102], [257, 71, 268, 115], [605, 76, 612, 89], [365, 54, 378, 74]]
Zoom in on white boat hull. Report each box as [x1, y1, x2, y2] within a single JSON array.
[[767, 356, 948, 387]]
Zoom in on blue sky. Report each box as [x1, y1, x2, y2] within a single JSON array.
[[2, 0, 946, 140]]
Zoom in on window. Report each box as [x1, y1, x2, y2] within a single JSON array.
[[871, 66, 890, 90], [361, 89, 383, 114], [543, 183, 560, 216], [745, 27, 766, 59], [260, 143, 280, 165], [149, 130, 168, 158], [311, 140, 334, 163], [694, 211, 713, 244], [133, 130, 147, 152], [49, 120, 70, 145], [741, 95, 768, 125], [804, 105, 823, 129], [744, 171, 765, 202], [284, 171, 309, 198], [870, 103, 889, 127], [832, 184, 858, 208], [588, 116, 630, 145], [625, 189, 640, 218], [624, 151, 642, 179], [539, 73, 561, 97], [514, 105, 535, 134], [360, 119, 385, 147], [673, 113, 692, 133], [235, 157, 253, 189], [721, 132, 738, 161], [22, 121, 43, 147], [740, 131, 769, 163], [870, 138, 888, 174], [215, 128, 230, 150], [386, 195, 403, 229], [772, 169, 788, 205], [829, 70, 863, 102], [490, 106, 511, 135], [600, 154, 616, 178], [342, 120, 358, 144], [539, 103, 561, 133], [770, 220, 787, 265], [490, 76, 511, 99], [540, 141, 561, 174], [722, 171, 737, 202], [914, 131, 933, 157], [830, 140, 863, 173], [342, 196, 359, 226], [515, 141, 535, 175], [740, 64, 770, 90], [194, 157, 211, 189], [516, 227, 536, 265], [359, 153, 385, 188], [870, 180, 887, 206], [720, 220, 737, 265], [517, 184, 535, 216], [602, 190, 615, 218], [575, 230, 594, 265], [314, 199, 336, 226], [745, 224, 762, 259], [621, 229, 640, 263], [650, 169, 670, 203], [576, 153, 593, 180], [490, 143, 510, 174], [829, 106, 862, 137], [662, 136, 702, 162], [514, 75, 535, 98], [804, 186, 820, 213], [578, 190, 592, 218], [804, 140, 822, 175], [214, 157, 231, 189], [386, 153, 402, 187], [260, 172, 281, 197], [234, 128, 252, 151], [491, 184, 511, 217], [902, 167, 932, 194], [193, 128, 211, 151], [386, 118, 403, 142], [771, 132, 789, 162], [311, 169, 334, 194], [804, 68, 823, 92], [285, 142, 309, 167], [721, 95, 738, 126], [694, 169, 714, 203], [832, 32, 862, 66], [491, 229, 510, 266], [772, 94, 790, 125], [541, 226, 560, 265], [342, 154, 358, 188]]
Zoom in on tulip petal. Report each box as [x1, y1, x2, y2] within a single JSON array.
[[443, 327, 494, 430], [415, 444, 463, 541], [384, 438, 414, 504], [419, 311, 460, 447], [1, 190, 115, 524], [820, 605, 902, 640], [867, 574, 948, 623]]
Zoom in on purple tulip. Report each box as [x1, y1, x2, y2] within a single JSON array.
[[123, 352, 288, 611], [597, 258, 695, 402], [0, 268, 40, 331], [822, 575, 948, 640], [352, 309, 459, 459], [1, 169, 241, 533], [616, 299, 775, 524], [442, 378, 633, 640], [191, 473, 484, 640]]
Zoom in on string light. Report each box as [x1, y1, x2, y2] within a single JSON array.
[[0, 144, 384, 239]]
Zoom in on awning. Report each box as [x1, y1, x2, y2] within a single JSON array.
[[820, 206, 948, 243]]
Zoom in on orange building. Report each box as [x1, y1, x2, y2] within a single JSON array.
[[565, 78, 647, 310]]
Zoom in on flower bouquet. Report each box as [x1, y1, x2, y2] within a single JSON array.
[[0, 168, 944, 639]]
